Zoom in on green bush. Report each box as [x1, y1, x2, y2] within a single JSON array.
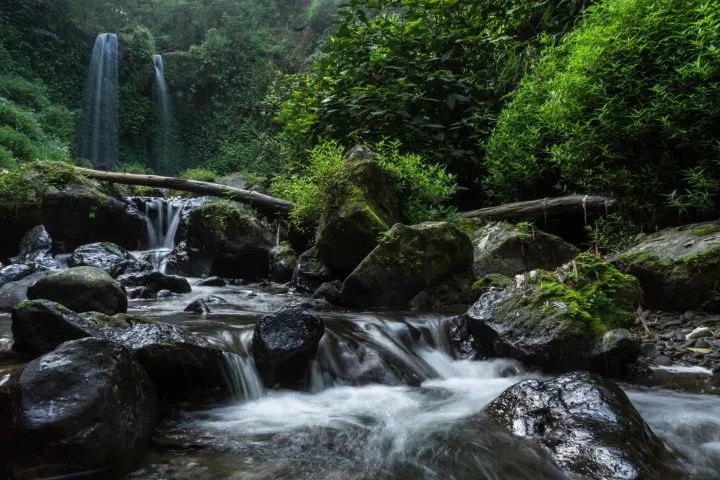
[[180, 167, 219, 182], [272, 139, 456, 231], [485, 0, 720, 227], [0, 144, 16, 168], [0, 97, 42, 139], [0, 75, 48, 110]]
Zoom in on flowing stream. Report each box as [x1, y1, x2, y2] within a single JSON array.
[[123, 286, 720, 480], [137, 197, 187, 272]]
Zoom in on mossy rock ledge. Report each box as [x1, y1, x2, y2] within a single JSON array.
[[315, 159, 403, 275], [610, 221, 720, 311], [452, 253, 642, 373], [341, 221, 474, 309]]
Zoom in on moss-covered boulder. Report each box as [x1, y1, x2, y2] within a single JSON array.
[[0, 162, 145, 260], [471, 221, 579, 278], [166, 201, 274, 280], [315, 160, 403, 275], [611, 221, 720, 311], [26, 266, 127, 315], [453, 253, 642, 373], [341, 222, 474, 309]]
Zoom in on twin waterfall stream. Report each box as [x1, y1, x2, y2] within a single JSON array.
[[125, 198, 720, 479]]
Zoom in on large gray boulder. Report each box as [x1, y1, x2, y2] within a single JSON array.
[[252, 306, 325, 389], [68, 242, 152, 277], [315, 158, 403, 275], [341, 222, 474, 309], [486, 372, 667, 480], [7, 337, 157, 479], [471, 221, 578, 278], [451, 253, 642, 374], [611, 221, 720, 310], [10, 225, 55, 270], [11, 300, 226, 397], [166, 201, 274, 280], [0, 271, 52, 312], [27, 266, 127, 314]]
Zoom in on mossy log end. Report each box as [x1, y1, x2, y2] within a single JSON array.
[[462, 195, 617, 223], [74, 167, 293, 214]]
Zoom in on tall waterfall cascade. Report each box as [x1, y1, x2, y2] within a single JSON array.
[[152, 54, 175, 175], [77, 33, 119, 171]]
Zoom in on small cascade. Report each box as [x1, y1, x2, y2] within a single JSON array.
[[77, 33, 119, 171], [152, 54, 175, 175], [141, 197, 186, 272], [219, 329, 265, 401]]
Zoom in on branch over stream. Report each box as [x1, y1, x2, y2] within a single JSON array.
[[74, 167, 293, 214], [461, 195, 617, 223]]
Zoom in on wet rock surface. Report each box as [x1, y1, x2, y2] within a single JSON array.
[[0, 271, 52, 311], [470, 221, 579, 278], [269, 242, 297, 283], [11, 299, 226, 397], [9, 225, 55, 270], [7, 337, 157, 479], [341, 222, 474, 309], [117, 271, 191, 297], [252, 306, 325, 388], [27, 266, 127, 314], [611, 221, 720, 310], [68, 242, 152, 277], [451, 254, 642, 374], [486, 372, 669, 480], [293, 247, 336, 293]]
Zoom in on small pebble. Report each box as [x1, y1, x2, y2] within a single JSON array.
[[686, 326, 711, 341]]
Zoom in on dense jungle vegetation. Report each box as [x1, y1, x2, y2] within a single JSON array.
[[1, 0, 719, 242]]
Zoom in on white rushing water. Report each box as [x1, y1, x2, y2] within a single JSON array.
[[138, 197, 186, 272], [124, 291, 720, 480]]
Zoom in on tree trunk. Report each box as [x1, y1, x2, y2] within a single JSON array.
[[74, 167, 293, 214], [461, 195, 617, 223]]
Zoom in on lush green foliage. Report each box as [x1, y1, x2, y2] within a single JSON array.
[[276, 0, 592, 187], [180, 167, 219, 183], [272, 140, 456, 231], [485, 0, 720, 226]]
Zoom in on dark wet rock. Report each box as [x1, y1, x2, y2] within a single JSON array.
[[486, 372, 667, 480], [166, 201, 273, 280], [27, 266, 127, 315], [11, 300, 88, 356], [11, 299, 227, 397], [408, 291, 433, 311], [0, 163, 145, 261], [156, 289, 175, 298], [452, 254, 642, 373], [0, 264, 33, 287], [654, 355, 672, 366], [68, 242, 152, 277], [470, 221, 579, 278], [269, 242, 297, 282], [10, 225, 55, 269], [313, 280, 343, 306], [640, 343, 659, 359], [293, 247, 336, 293], [117, 271, 191, 297], [341, 222, 474, 309], [0, 271, 52, 312], [252, 306, 325, 388], [195, 276, 226, 287], [184, 298, 211, 314], [315, 159, 403, 275], [611, 221, 720, 310], [8, 337, 157, 478]]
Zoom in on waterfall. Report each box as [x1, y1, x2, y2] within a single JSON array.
[[77, 33, 119, 171], [142, 197, 186, 272], [152, 54, 175, 175]]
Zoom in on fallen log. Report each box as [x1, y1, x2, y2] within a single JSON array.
[[74, 167, 293, 214], [461, 195, 617, 223]]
